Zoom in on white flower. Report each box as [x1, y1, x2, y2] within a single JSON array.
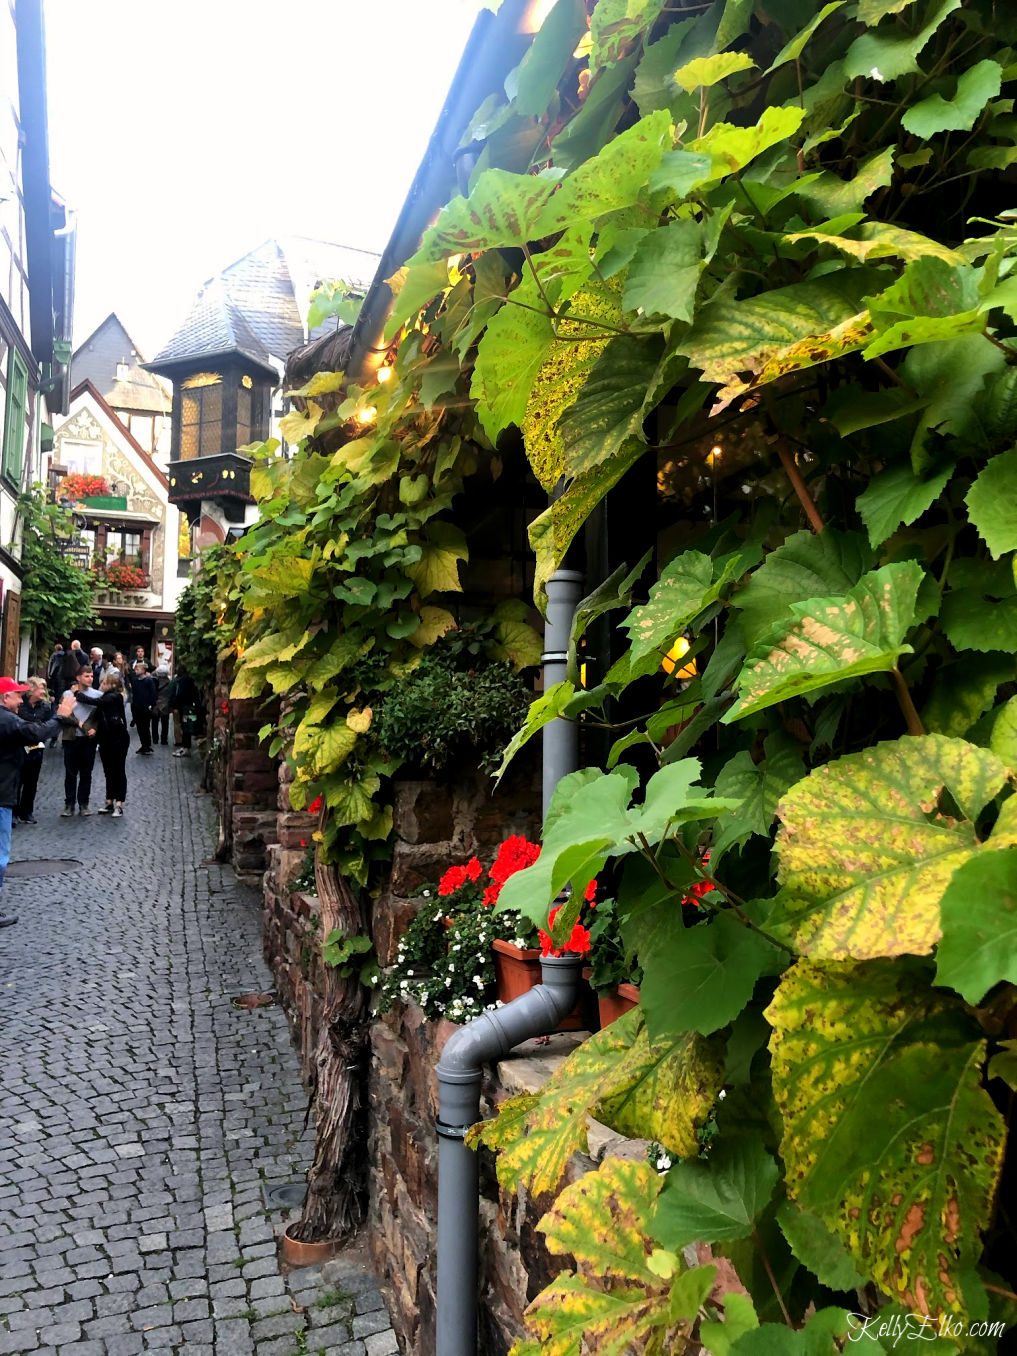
[[718, 1089, 727, 1101], [422, 889, 432, 898]]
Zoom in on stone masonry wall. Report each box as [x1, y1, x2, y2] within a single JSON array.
[[214, 659, 280, 883]]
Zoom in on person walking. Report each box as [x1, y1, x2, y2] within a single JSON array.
[[46, 643, 66, 700], [152, 661, 171, 746], [14, 677, 52, 824], [169, 666, 201, 758], [60, 672, 101, 815], [131, 662, 156, 754], [0, 678, 76, 926], [84, 672, 130, 816], [89, 647, 105, 688]]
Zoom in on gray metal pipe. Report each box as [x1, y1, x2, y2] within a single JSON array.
[[436, 955, 583, 1356], [541, 569, 584, 817]]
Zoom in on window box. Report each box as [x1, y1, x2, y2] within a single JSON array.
[[82, 495, 128, 511]]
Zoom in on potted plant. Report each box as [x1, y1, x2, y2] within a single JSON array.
[[584, 897, 642, 1028], [105, 561, 149, 593], [375, 836, 590, 1029]]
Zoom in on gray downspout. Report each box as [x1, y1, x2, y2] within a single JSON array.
[[435, 567, 585, 1356]]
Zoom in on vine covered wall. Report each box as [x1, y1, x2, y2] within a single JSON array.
[[210, 0, 1017, 1348]]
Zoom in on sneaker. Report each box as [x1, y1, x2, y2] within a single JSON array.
[[60, 803, 74, 816], [112, 805, 123, 817], [172, 748, 190, 758], [78, 805, 92, 816], [96, 803, 114, 815], [22, 815, 37, 825], [0, 913, 17, 927]]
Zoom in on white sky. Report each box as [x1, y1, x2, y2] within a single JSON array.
[[44, 0, 491, 357]]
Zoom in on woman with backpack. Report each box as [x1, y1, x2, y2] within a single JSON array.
[[82, 671, 131, 816]]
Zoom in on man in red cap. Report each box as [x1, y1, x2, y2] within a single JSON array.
[[0, 677, 76, 927]]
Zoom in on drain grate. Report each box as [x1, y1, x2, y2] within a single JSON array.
[[263, 1181, 306, 1210], [7, 858, 83, 878]]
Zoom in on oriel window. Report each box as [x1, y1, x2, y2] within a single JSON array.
[[180, 372, 223, 459]]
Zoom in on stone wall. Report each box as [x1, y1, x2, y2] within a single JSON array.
[[213, 659, 280, 882]]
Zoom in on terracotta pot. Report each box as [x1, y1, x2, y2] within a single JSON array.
[[491, 939, 586, 1031], [597, 982, 641, 1028], [279, 1222, 343, 1267]]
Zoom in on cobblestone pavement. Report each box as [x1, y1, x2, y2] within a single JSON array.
[[0, 742, 397, 1356]]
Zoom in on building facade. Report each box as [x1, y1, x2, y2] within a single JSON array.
[[1, 0, 74, 673]]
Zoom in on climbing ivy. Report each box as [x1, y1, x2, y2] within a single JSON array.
[[218, 0, 1017, 1342]]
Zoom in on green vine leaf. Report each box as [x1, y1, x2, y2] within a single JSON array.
[[622, 550, 723, 664], [559, 334, 665, 479], [766, 2, 846, 73], [731, 529, 874, 653], [775, 1201, 867, 1292], [711, 734, 806, 858], [471, 284, 555, 442], [966, 446, 1017, 559], [729, 1309, 852, 1355], [921, 655, 1013, 738], [406, 522, 467, 597], [494, 680, 576, 781], [292, 721, 357, 780], [843, 0, 961, 82], [408, 168, 557, 263], [767, 958, 1005, 1316], [589, 0, 667, 74], [935, 848, 1017, 1003], [651, 1136, 779, 1249], [622, 210, 730, 322], [856, 461, 954, 547], [770, 734, 1017, 959], [674, 52, 755, 91], [468, 1008, 724, 1196], [688, 106, 806, 179], [724, 562, 922, 724], [506, 0, 587, 117], [901, 59, 1002, 137]]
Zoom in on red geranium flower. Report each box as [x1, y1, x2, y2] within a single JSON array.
[[539, 903, 592, 957], [307, 795, 322, 814]]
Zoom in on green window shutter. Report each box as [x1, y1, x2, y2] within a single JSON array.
[[2, 350, 29, 485]]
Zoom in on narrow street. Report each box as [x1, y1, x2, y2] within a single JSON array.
[[0, 745, 396, 1356]]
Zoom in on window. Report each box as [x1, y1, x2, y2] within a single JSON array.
[[116, 361, 130, 380], [180, 372, 223, 459], [2, 349, 29, 484], [237, 374, 252, 447], [60, 439, 102, 476], [105, 528, 142, 564]]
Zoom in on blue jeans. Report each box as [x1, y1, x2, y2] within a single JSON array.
[[0, 805, 12, 893]]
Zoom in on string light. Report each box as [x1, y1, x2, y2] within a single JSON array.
[[376, 365, 393, 384], [708, 445, 722, 464], [354, 406, 377, 426]]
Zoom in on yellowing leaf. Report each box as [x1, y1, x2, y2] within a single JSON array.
[[407, 523, 467, 597], [279, 401, 322, 445], [768, 959, 1004, 1317], [725, 562, 922, 723], [674, 52, 755, 91], [770, 734, 1017, 959], [287, 370, 345, 398], [783, 222, 962, 265], [293, 720, 358, 780], [408, 605, 456, 648], [689, 106, 806, 179], [468, 1008, 723, 1196], [346, 707, 373, 734]]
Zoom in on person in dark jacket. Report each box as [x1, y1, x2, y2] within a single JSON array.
[[131, 662, 156, 753], [79, 672, 130, 816], [46, 644, 66, 700], [14, 677, 52, 824], [0, 677, 75, 926], [169, 667, 201, 757]]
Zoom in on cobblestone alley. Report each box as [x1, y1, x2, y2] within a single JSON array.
[[0, 744, 397, 1356]]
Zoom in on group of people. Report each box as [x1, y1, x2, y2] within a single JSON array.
[[0, 640, 203, 928]]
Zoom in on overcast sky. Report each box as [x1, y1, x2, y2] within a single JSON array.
[[45, 0, 490, 357]]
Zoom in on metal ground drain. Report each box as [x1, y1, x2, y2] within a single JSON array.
[[7, 858, 83, 877], [263, 1181, 306, 1210]]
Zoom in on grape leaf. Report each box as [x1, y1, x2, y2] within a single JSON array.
[[471, 283, 554, 442], [966, 447, 1017, 559], [769, 734, 1017, 959], [712, 734, 806, 857], [407, 168, 557, 263], [652, 1137, 779, 1248], [901, 59, 1002, 137], [622, 550, 733, 664], [856, 461, 954, 547], [731, 529, 874, 652], [768, 958, 1004, 1316], [467, 1008, 724, 1195], [724, 562, 922, 724], [558, 333, 665, 478], [844, 0, 961, 82], [936, 849, 1017, 1003]]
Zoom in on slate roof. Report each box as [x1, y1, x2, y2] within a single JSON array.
[[147, 237, 381, 375], [72, 314, 172, 414]]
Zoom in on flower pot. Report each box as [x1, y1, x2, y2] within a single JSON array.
[[491, 939, 586, 1031], [279, 1221, 343, 1267], [597, 982, 640, 1028]]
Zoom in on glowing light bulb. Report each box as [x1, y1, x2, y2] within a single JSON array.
[[376, 365, 393, 384], [661, 637, 696, 680], [355, 406, 377, 426], [708, 445, 722, 463]]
